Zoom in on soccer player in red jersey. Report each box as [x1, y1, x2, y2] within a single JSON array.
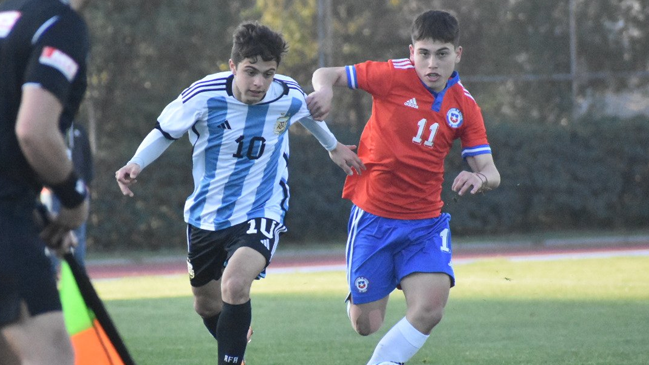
[[308, 10, 500, 365]]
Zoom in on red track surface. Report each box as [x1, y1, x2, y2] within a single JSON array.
[[86, 241, 649, 280]]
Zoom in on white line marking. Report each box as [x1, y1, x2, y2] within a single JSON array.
[[266, 249, 649, 274], [508, 249, 649, 262]]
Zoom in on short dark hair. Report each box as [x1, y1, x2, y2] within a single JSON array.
[[230, 21, 288, 66], [411, 10, 460, 47]]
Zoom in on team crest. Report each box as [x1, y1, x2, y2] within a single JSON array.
[[446, 108, 464, 128], [187, 258, 195, 279], [274, 115, 289, 135], [355, 276, 369, 293]]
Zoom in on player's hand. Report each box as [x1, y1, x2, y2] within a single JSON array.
[[44, 229, 78, 257], [35, 204, 82, 255], [115, 163, 142, 197], [452, 171, 485, 196], [56, 199, 89, 228], [306, 88, 334, 121], [329, 143, 366, 176], [39, 200, 88, 243]]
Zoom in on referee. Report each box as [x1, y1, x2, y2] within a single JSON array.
[[0, 0, 91, 364]]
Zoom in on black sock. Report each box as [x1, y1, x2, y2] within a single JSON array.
[[203, 313, 220, 340], [217, 300, 251, 365]]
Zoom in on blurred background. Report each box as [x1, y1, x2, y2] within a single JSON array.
[[74, 0, 649, 251]]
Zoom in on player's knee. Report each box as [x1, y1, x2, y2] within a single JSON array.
[[427, 308, 445, 329], [193, 295, 222, 318], [220, 276, 251, 303], [194, 302, 221, 318], [351, 317, 382, 336], [411, 304, 445, 332]]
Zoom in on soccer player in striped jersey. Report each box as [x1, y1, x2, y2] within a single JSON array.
[[308, 10, 500, 365], [115, 21, 363, 365]]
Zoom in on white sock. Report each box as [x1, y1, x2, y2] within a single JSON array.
[[367, 317, 429, 365]]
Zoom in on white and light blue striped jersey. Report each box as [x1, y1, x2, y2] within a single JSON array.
[[156, 71, 311, 231]]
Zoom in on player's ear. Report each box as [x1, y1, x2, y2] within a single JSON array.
[[229, 59, 237, 74], [455, 46, 463, 63]]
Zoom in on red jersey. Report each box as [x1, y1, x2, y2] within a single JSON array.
[[342, 59, 491, 219]]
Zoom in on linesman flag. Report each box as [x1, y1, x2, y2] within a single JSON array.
[[59, 253, 136, 365]]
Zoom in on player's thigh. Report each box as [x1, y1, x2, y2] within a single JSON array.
[[221, 247, 266, 290], [221, 218, 284, 302], [220, 247, 265, 303], [401, 272, 451, 309]]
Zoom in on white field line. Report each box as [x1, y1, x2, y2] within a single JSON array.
[[266, 248, 649, 274], [268, 264, 347, 274], [506, 249, 649, 262]]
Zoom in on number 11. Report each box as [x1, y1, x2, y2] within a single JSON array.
[[412, 119, 438, 148]]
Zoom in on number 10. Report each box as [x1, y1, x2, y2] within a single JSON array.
[[412, 119, 438, 148]]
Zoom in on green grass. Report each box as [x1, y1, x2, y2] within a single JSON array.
[[98, 255, 649, 364]]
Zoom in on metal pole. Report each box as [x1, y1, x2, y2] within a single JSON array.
[[86, 98, 97, 154], [569, 0, 578, 121], [317, 0, 325, 67], [325, 0, 333, 66], [317, 0, 333, 67]]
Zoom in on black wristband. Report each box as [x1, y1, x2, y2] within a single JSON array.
[[48, 170, 87, 208]]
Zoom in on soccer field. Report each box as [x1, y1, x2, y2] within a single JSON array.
[[98, 254, 649, 365]]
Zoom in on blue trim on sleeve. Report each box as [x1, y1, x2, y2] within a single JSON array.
[[461, 144, 492, 159], [346, 66, 357, 89]]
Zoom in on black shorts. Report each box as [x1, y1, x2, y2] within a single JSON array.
[[0, 207, 60, 328], [186, 218, 286, 287]]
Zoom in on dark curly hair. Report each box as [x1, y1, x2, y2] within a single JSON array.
[[230, 21, 288, 66]]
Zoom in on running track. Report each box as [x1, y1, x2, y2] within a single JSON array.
[[86, 239, 649, 280]]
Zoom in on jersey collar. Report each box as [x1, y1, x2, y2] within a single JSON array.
[[421, 71, 460, 112]]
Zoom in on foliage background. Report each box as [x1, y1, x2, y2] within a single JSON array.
[[63, 0, 649, 250]]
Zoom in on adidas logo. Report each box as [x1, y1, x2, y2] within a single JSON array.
[[404, 98, 418, 109], [217, 120, 232, 129], [260, 239, 270, 250]]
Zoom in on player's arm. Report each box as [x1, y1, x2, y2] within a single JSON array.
[[298, 117, 365, 176], [452, 154, 501, 196], [307, 67, 348, 121], [16, 85, 72, 184], [116, 93, 195, 196], [16, 86, 89, 226], [115, 128, 174, 197], [16, 85, 89, 250]]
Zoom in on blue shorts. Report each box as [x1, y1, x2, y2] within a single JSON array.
[[346, 205, 455, 305]]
